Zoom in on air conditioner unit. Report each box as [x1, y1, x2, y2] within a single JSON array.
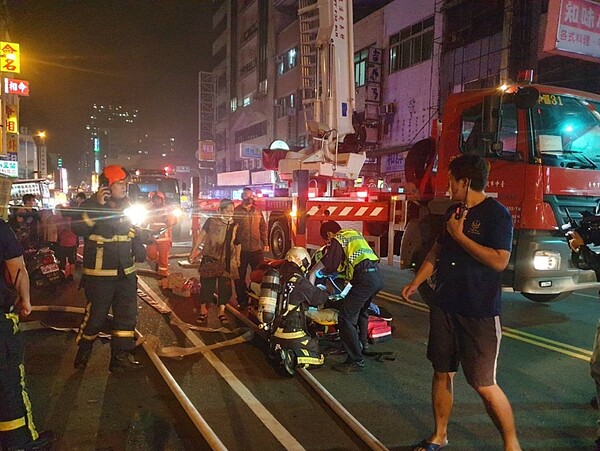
[[275, 54, 285, 63]]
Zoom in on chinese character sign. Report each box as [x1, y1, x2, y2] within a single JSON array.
[[4, 78, 29, 96], [196, 140, 215, 161], [0, 159, 18, 177], [5, 104, 18, 134], [545, 0, 600, 61], [6, 135, 18, 154], [0, 42, 20, 74]]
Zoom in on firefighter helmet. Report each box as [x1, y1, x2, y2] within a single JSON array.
[[149, 190, 166, 202], [99, 165, 129, 187], [285, 247, 311, 275]]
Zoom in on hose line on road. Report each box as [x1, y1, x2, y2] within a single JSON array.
[[29, 304, 229, 451], [225, 304, 390, 451]]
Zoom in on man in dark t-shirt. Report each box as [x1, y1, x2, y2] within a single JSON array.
[[401, 154, 521, 451]]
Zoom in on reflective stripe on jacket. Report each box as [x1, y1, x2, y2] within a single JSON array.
[[74, 198, 137, 278], [332, 229, 378, 281]]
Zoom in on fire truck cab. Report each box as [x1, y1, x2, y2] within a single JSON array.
[[401, 83, 600, 302]]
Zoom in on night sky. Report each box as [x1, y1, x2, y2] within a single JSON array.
[[5, 0, 391, 174], [7, 0, 215, 170]]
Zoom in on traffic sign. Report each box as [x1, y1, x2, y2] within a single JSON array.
[[176, 165, 190, 173]]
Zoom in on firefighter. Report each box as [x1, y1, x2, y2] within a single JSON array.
[[0, 219, 54, 450], [316, 220, 384, 373], [144, 190, 177, 277], [72, 165, 147, 372], [259, 247, 329, 369]]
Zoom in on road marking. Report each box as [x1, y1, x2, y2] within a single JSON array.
[[572, 292, 599, 299], [377, 290, 592, 362], [138, 279, 306, 451]]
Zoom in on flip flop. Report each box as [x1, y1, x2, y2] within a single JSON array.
[[196, 312, 208, 322], [413, 439, 447, 451], [218, 314, 229, 325]]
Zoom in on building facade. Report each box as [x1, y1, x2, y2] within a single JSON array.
[[207, 0, 600, 188]]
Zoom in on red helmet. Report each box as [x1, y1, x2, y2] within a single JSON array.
[[99, 165, 129, 186], [149, 190, 165, 202]]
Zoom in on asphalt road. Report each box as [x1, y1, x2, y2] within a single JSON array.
[[17, 228, 600, 450]]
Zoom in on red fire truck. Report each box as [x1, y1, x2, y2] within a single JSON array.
[[399, 82, 600, 302]]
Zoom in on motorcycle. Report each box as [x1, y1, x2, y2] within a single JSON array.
[[25, 246, 65, 291]]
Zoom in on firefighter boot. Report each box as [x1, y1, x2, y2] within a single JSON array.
[[9, 430, 55, 451], [74, 340, 93, 369], [109, 349, 144, 373]]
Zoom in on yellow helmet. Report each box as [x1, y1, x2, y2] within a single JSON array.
[[285, 247, 311, 274]]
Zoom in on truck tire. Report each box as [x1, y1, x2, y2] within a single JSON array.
[[521, 292, 572, 302], [269, 220, 290, 260]]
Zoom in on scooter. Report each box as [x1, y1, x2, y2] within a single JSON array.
[[26, 246, 65, 290]]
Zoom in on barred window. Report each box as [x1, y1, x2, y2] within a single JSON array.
[[354, 48, 369, 87], [275, 93, 296, 119], [389, 16, 434, 73]]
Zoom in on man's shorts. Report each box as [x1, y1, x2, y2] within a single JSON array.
[[427, 304, 502, 387]]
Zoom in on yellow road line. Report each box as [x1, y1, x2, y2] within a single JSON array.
[[377, 290, 592, 361]]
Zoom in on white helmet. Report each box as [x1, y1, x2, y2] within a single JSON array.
[[285, 247, 311, 274]]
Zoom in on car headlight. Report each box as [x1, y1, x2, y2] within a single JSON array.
[[533, 250, 561, 270], [123, 203, 147, 226]]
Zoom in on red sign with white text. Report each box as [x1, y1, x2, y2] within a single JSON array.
[[4, 78, 29, 96]]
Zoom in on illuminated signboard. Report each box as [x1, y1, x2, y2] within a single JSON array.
[[0, 42, 20, 74], [239, 142, 263, 159], [196, 140, 215, 161], [5, 104, 18, 134], [4, 78, 29, 96], [0, 159, 18, 177], [544, 0, 600, 62]]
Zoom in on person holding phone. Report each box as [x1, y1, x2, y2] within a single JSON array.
[[72, 165, 147, 372], [401, 154, 520, 451]]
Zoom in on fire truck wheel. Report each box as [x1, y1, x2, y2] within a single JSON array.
[[521, 291, 572, 302], [269, 220, 290, 260]]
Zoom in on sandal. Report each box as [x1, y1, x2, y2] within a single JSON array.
[[218, 314, 229, 326], [196, 312, 208, 323], [413, 439, 448, 451]]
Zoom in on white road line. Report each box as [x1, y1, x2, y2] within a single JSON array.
[[137, 279, 305, 451], [572, 292, 599, 299]]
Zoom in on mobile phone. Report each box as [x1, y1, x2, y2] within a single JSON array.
[[454, 203, 468, 220]]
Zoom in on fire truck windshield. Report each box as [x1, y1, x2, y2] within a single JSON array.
[[532, 93, 600, 169]]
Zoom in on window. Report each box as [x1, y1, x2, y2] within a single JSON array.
[[354, 48, 369, 87], [235, 121, 267, 143], [230, 98, 238, 112], [389, 16, 434, 73], [275, 93, 296, 119], [277, 46, 298, 76]]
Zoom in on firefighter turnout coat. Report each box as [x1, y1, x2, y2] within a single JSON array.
[[74, 197, 139, 278]]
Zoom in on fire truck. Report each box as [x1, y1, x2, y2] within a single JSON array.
[[398, 82, 600, 303], [128, 168, 183, 238], [200, 1, 600, 303], [196, 0, 384, 259]]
